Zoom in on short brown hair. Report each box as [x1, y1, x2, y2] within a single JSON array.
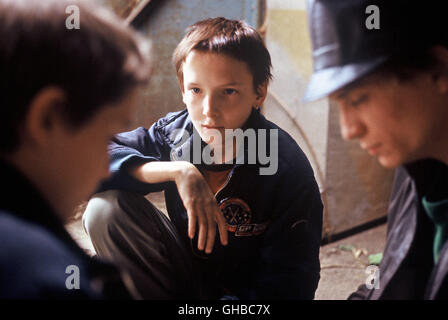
[[172, 17, 272, 92], [0, 0, 151, 152]]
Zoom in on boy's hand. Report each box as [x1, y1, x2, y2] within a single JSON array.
[[174, 162, 228, 253]]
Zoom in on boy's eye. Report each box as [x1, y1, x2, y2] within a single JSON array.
[[223, 88, 237, 95], [190, 88, 201, 94]]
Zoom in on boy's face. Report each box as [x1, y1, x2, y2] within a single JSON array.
[[330, 71, 448, 168], [181, 50, 266, 146]]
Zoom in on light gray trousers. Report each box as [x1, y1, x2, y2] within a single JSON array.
[[82, 190, 201, 299]]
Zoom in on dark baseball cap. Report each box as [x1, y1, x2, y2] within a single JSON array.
[[303, 0, 448, 102]]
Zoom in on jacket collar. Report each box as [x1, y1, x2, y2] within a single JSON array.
[[404, 158, 448, 198], [405, 159, 448, 299]]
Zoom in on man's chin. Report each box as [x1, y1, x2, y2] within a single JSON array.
[[377, 155, 401, 169]]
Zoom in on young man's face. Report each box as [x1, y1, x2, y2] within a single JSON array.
[[330, 71, 448, 168], [181, 50, 266, 145]]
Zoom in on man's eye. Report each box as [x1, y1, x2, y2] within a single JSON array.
[[224, 88, 237, 95], [349, 94, 368, 107]]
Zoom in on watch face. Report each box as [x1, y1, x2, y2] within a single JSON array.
[[219, 198, 252, 232]]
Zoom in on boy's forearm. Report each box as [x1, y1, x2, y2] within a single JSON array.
[[129, 161, 191, 184]]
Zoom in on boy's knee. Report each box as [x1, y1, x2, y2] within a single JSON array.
[[82, 190, 122, 240]]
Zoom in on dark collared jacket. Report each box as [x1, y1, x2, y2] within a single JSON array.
[[350, 159, 448, 299], [0, 160, 131, 299], [100, 108, 323, 299]]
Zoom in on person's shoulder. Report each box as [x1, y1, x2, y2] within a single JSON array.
[[152, 108, 192, 141], [0, 211, 100, 299], [154, 108, 190, 131], [254, 111, 304, 154], [0, 212, 71, 257], [114, 109, 190, 147], [255, 113, 315, 179]]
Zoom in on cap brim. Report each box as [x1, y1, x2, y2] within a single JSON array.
[[303, 56, 389, 102]]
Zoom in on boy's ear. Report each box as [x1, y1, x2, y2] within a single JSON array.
[[179, 79, 187, 104], [24, 86, 67, 147], [181, 88, 187, 105], [254, 82, 268, 108]]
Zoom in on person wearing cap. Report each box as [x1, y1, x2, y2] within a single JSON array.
[[305, 0, 448, 299]]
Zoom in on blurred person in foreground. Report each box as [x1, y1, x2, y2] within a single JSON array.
[[0, 0, 151, 298], [305, 0, 448, 299]]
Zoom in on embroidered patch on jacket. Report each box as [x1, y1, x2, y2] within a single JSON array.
[[219, 198, 269, 236], [234, 222, 270, 237]]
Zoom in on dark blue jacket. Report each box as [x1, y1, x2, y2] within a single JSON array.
[[0, 160, 130, 299], [101, 108, 323, 299]]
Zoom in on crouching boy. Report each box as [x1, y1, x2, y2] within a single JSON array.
[[83, 17, 323, 299]]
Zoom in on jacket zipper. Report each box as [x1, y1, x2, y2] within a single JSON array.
[[214, 166, 237, 200]]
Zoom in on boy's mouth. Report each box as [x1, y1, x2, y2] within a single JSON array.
[[202, 124, 224, 129]]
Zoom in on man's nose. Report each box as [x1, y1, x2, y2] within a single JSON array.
[[338, 106, 365, 140]]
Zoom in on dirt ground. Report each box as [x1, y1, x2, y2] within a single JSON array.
[[315, 224, 387, 299], [66, 191, 387, 300]]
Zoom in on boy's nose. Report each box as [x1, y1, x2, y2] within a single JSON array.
[[202, 94, 219, 117], [338, 106, 366, 141]]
